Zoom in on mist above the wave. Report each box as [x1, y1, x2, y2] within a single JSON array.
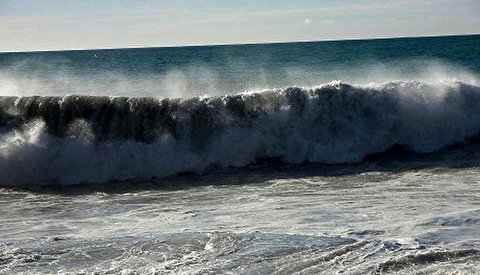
[[355, 59, 478, 86], [0, 59, 478, 98], [0, 64, 223, 98]]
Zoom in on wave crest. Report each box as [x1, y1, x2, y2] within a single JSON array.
[[1, 80, 480, 185]]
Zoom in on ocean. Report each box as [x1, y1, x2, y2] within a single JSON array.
[[0, 34, 480, 274]]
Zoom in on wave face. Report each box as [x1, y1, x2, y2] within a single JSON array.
[[1, 80, 480, 185]]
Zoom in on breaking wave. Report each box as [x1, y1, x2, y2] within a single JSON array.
[[1, 80, 480, 185]]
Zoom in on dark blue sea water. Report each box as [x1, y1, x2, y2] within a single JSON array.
[[1, 34, 479, 97], [1, 35, 480, 274]]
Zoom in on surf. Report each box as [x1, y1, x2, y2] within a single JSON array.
[[0, 80, 479, 185]]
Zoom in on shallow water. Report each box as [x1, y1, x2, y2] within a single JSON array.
[[2, 150, 480, 274]]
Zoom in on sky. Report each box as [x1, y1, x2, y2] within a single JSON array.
[[0, 0, 479, 52]]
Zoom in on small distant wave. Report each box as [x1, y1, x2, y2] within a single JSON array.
[[1, 80, 480, 186]]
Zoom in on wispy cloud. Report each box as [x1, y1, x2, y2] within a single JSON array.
[[304, 18, 335, 26], [0, 0, 478, 52]]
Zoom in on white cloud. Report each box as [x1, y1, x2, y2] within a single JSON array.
[[320, 19, 335, 26], [303, 18, 335, 27]]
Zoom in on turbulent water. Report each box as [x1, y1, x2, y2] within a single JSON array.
[[1, 35, 480, 274], [1, 80, 480, 185]]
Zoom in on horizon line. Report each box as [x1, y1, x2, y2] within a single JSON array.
[[1, 33, 479, 54]]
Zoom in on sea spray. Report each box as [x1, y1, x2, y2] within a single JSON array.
[[1, 80, 480, 185]]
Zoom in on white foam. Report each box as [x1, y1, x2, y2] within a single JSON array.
[[1, 80, 480, 185]]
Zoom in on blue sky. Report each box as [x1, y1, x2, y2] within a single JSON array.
[[1, 0, 479, 52]]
